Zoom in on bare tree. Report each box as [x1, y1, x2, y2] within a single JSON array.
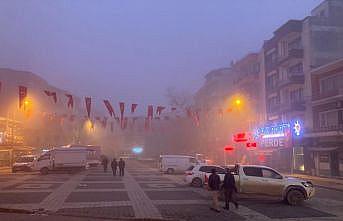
[[165, 87, 193, 110]]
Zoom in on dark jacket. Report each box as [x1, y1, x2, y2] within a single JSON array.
[[222, 172, 237, 192], [111, 160, 117, 168], [118, 160, 125, 169], [208, 173, 221, 191]]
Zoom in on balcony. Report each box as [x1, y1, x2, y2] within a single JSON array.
[[279, 101, 306, 112], [278, 49, 304, 65], [277, 73, 305, 88], [313, 124, 343, 133], [312, 88, 343, 102]]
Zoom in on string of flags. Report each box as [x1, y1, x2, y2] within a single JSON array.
[[1, 82, 228, 132]]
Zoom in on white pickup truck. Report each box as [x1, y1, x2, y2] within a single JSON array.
[[186, 164, 315, 205]]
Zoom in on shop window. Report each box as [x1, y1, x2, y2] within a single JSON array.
[[319, 154, 329, 163]]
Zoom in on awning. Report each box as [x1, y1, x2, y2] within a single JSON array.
[[308, 147, 339, 152]]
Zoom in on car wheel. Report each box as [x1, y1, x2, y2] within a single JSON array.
[[40, 167, 49, 175], [191, 178, 203, 187], [286, 189, 305, 206], [167, 168, 174, 174]]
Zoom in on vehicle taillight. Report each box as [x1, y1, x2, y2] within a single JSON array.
[[205, 174, 208, 183], [185, 171, 193, 176]]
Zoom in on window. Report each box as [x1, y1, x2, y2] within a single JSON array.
[[319, 154, 329, 163], [288, 38, 302, 50], [199, 166, 225, 173], [187, 165, 194, 171], [319, 110, 340, 128], [38, 153, 50, 161], [189, 158, 197, 164], [262, 168, 282, 179], [288, 63, 303, 74], [290, 88, 304, 103], [320, 74, 343, 94], [243, 167, 262, 177]]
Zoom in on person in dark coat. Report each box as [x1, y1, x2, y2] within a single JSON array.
[[111, 158, 118, 176], [221, 168, 239, 210], [208, 168, 221, 212], [102, 156, 108, 173], [118, 158, 125, 176]]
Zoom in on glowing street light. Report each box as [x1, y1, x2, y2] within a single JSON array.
[[235, 99, 241, 106]]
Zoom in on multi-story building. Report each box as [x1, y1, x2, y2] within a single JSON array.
[[304, 58, 343, 177], [259, 0, 343, 173]]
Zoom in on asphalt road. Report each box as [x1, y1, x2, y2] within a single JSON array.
[[0, 160, 342, 221]]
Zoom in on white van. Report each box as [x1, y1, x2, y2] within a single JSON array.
[[34, 147, 88, 175], [159, 155, 198, 174]]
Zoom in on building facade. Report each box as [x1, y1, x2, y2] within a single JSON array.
[[304, 58, 343, 177], [259, 0, 343, 174]]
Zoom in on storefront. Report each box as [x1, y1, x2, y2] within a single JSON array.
[[255, 120, 304, 173], [304, 132, 343, 177]]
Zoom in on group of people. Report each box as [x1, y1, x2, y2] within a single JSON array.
[[101, 157, 126, 176], [208, 168, 239, 213]]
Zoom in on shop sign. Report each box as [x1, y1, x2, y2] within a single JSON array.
[[255, 120, 302, 149]]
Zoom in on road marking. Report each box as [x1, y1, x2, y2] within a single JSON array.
[[38, 172, 86, 212], [124, 172, 162, 219]]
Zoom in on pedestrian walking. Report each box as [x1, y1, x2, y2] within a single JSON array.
[[111, 158, 118, 176], [118, 158, 125, 176], [102, 156, 108, 173], [221, 168, 239, 210], [208, 168, 221, 212]]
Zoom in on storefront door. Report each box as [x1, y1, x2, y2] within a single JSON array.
[[331, 151, 339, 177]]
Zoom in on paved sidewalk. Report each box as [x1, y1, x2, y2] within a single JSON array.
[[287, 174, 343, 192]]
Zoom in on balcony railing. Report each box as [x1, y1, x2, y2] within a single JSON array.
[[278, 49, 304, 65], [280, 101, 306, 112], [277, 73, 304, 88], [313, 124, 343, 133], [312, 88, 343, 101]]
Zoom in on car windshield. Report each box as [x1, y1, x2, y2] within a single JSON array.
[[15, 157, 34, 163], [0, 0, 341, 220]]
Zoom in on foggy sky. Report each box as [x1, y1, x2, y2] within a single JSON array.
[[0, 0, 322, 107]]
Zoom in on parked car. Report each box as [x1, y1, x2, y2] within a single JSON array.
[[33, 147, 88, 175], [12, 155, 36, 173], [186, 164, 315, 206], [185, 164, 226, 187], [233, 164, 315, 205], [159, 155, 198, 174]]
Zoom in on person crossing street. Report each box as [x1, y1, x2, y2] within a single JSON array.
[[221, 168, 239, 210], [111, 158, 118, 176], [118, 158, 125, 176], [208, 168, 221, 213]]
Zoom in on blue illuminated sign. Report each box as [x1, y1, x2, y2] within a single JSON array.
[[132, 146, 143, 154]]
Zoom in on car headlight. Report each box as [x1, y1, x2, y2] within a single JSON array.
[[302, 181, 313, 187]]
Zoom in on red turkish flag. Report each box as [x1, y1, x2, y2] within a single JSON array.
[[131, 104, 138, 113], [85, 97, 91, 118], [147, 105, 153, 119], [18, 86, 27, 108], [119, 102, 125, 128], [44, 90, 57, 103], [104, 100, 115, 117], [65, 94, 74, 108]]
